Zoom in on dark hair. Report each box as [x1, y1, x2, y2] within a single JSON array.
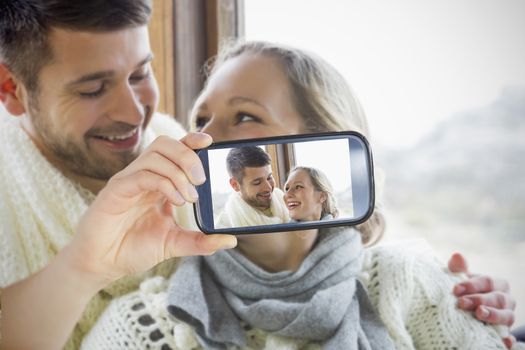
[[0, 0, 152, 92], [226, 146, 271, 183]]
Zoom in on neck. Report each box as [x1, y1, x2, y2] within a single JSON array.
[[59, 171, 106, 194], [237, 229, 319, 272], [20, 119, 106, 195], [259, 206, 273, 217]]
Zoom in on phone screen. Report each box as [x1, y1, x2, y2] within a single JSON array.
[[194, 132, 374, 234]]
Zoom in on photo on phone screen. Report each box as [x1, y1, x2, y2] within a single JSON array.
[[194, 132, 374, 234]]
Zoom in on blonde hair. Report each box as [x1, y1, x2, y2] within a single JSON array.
[[197, 40, 385, 245], [290, 166, 339, 219]]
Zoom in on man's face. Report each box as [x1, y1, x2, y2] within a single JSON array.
[[21, 26, 158, 180], [233, 165, 275, 210]]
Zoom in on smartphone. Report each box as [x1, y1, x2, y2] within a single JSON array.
[[193, 131, 375, 234]]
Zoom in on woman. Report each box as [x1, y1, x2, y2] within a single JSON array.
[[284, 166, 338, 222], [80, 41, 521, 349]]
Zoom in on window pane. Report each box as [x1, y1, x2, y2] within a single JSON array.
[[245, 0, 525, 325]]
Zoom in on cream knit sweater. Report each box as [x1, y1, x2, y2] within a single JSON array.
[[0, 112, 192, 349], [82, 241, 522, 350], [215, 188, 290, 229]]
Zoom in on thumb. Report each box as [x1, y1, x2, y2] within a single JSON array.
[[448, 252, 469, 274], [180, 132, 213, 150]]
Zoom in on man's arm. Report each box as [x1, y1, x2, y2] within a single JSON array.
[[1, 133, 237, 350]]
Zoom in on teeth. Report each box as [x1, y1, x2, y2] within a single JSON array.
[[99, 129, 137, 141], [287, 201, 300, 209]]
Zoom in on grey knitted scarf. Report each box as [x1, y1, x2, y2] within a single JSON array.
[[167, 227, 395, 349]]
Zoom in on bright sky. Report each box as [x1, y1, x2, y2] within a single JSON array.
[[208, 139, 352, 194], [245, 0, 525, 150]]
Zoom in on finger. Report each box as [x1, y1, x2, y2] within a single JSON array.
[[180, 132, 213, 150], [178, 132, 213, 183], [453, 275, 510, 296], [458, 292, 516, 311], [96, 170, 186, 214], [117, 151, 199, 203], [122, 134, 209, 185], [448, 252, 469, 274], [475, 306, 515, 327], [165, 228, 237, 257], [503, 336, 516, 349]]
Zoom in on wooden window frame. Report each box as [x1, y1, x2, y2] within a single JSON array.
[[149, 0, 245, 129]]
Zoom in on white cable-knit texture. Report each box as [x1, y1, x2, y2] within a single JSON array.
[[82, 241, 522, 350], [0, 112, 192, 349]]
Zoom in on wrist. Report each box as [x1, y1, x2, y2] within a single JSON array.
[[52, 244, 112, 298]]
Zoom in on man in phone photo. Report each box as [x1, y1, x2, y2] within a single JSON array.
[[215, 146, 289, 228]]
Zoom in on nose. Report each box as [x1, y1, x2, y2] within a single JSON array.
[[200, 118, 226, 142], [262, 180, 273, 192], [109, 83, 144, 125], [284, 185, 297, 197]]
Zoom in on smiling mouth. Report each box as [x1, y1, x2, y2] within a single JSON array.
[[93, 128, 138, 142], [91, 127, 140, 150], [286, 201, 300, 210]]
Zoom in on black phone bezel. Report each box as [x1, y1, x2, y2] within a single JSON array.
[[193, 131, 375, 234]]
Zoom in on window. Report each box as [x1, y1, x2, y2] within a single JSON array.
[[245, 0, 525, 324]]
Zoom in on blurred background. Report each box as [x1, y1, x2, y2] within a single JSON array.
[[244, 0, 525, 325]]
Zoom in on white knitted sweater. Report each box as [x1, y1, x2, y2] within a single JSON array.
[[215, 188, 289, 229], [0, 112, 192, 349], [82, 241, 521, 350]]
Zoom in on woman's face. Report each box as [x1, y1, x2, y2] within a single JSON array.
[[191, 53, 305, 141], [284, 170, 326, 222]]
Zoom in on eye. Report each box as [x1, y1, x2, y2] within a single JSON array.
[[194, 116, 210, 131], [252, 180, 261, 186], [129, 68, 151, 84], [79, 82, 107, 98], [284, 185, 290, 191], [235, 112, 261, 124]]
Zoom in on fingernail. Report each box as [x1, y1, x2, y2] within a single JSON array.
[[454, 285, 466, 295], [172, 190, 185, 205], [479, 306, 490, 319], [460, 297, 473, 308], [222, 236, 237, 250], [191, 165, 206, 184], [187, 184, 199, 201]]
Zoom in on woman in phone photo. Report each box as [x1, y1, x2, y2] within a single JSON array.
[[285, 166, 339, 222]]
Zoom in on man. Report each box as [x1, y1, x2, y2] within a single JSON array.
[[0, 1, 235, 349], [215, 146, 289, 228], [0, 0, 516, 349]]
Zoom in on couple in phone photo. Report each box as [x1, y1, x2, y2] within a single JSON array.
[[215, 146, 337, 229]]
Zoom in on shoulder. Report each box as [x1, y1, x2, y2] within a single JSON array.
[[81, 276, 199, 350], [149, 113, 188, 139], [360, 240, 447, 318], [361, 240, 507, 349], [361, 240, 448, 291]]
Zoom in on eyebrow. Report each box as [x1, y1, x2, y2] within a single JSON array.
[[66, 53, 153, 87], [198, 96, 268, 112]]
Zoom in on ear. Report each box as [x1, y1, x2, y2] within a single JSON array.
[[229, 178, 241, 192], [319, 192, 327, 204], [0, 63, 27, 116]]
